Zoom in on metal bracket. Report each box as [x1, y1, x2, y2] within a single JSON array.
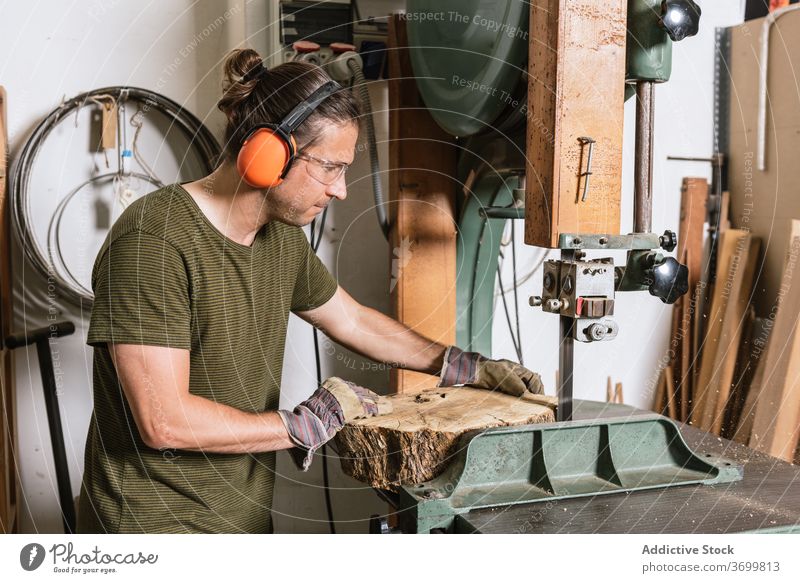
[[558, 232, 662, 250]]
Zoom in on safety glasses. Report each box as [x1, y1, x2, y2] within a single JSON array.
[[295, 151, 351, 185]]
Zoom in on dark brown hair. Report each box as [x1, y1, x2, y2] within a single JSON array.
[[217, 48, 360, 162]]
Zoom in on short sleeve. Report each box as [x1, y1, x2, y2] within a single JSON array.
[[88, 231, 191, 349], [290, 234, 338, 312]]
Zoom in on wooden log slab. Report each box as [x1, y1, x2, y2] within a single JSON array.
[[335, 387, 556, 491]]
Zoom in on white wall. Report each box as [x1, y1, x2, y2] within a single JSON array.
[[0, 0, 744, 534]]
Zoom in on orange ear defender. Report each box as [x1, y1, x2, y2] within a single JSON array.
[[236, 80, 342, 188]]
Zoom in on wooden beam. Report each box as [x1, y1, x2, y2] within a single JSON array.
[[723, 306, 758, 439], [732, 341, 767, 445], [691, 229, 749, 427], [525, 0, 626, 248], [387, 15, 457, 394], [678, 178, 709, 289], [653, 367, 667, 415], [675, 178, 708, 420], [0, 85, 18, 533], [749, 221, 800, 462], [700, 236, 760, 435]]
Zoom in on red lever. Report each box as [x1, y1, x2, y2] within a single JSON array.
[[293, 40, 320, 53], [330, 42, 356, 54]]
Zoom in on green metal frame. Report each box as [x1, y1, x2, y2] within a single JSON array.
[[395, 409, 743, 533], [455, 173, 516, 355], [626, 0, 675, 100]]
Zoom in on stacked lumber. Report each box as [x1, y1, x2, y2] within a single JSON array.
[[656, 180, 800, 453], [692, 229, 760, 434], [664, 205, 800, 463], [656, 178, 707, 421], [743, 221, 800, 462]]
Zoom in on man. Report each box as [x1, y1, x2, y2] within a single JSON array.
[[77, 52, 542, 534]]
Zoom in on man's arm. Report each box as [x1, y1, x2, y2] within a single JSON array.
[[295, 286, 544, 396], [294, 286, 447, 375], [108, 343, 294, 453]]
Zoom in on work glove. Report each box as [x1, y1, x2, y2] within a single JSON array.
[[277, 377, 392, 471], [437, 346, 544, 397]]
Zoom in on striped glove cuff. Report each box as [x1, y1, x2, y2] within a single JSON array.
[[277, 386, 346, 471], [437, 345, 483, 387]]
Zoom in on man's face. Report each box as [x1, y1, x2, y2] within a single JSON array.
[[269, 121, 358, 227]]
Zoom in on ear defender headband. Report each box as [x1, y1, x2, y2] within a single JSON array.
[[236, 77, 343, 189]]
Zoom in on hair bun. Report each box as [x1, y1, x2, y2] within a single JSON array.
[[241, 62, 267, 83], [221, 48, 263, 91]]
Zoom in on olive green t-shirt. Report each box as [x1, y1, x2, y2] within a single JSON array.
[[77, 183, 338, 533]]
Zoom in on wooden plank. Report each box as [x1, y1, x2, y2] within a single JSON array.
[[723, 308, 760, 439], [701, 237, 761, 435], [749, 221, 800, 462], [692, 191, 730, 402], [732, 342, 767, 445], [691, 229, 749, 427], [678, 178, 708, 288], [335, 387, 556, 490], [728, 12, 800, 318], [670, 280, 690, 420], [665, 366, 677, 420], [653, 367, 666, 415], [524, 0, 626, 248], [0, 85, 18, 533], [387, 15, 458, 394], [675, 178, 708, 421]]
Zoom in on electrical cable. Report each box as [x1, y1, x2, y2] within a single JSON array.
[[347, 59, 389, 239], [311, 311, 336, 535], [12, 86, 220, 306], [311, 206, 329, 253], [47, 172, 163, 299], [497, 262, 522, 362], [310, 53, 386, 531], [510, 220, 523, 366], [130, 104, 162, 183]]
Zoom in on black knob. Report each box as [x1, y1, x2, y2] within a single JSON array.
[[659, 229, 678, 252], [648, 257, 689, 304], [660, 0, 701, 42]]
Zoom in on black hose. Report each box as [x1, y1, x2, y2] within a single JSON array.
[[310, 213, 336, 534], [11, 86, 220, 306], [348, 61, 389, 239]]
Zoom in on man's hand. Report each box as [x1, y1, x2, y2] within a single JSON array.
[[438, 346, 544, 397], [277, 377, 392, 471]]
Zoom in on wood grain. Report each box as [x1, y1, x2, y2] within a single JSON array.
[[749, 221, 800, 462], [674, 178, 708, 421], [700, 236, 760, 435], [387, 15, 458, 393], [336, 387, 556, 490], [525, 0, 626, 248], [0, 85, 18, 533], [692, 229, 749, 427]]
